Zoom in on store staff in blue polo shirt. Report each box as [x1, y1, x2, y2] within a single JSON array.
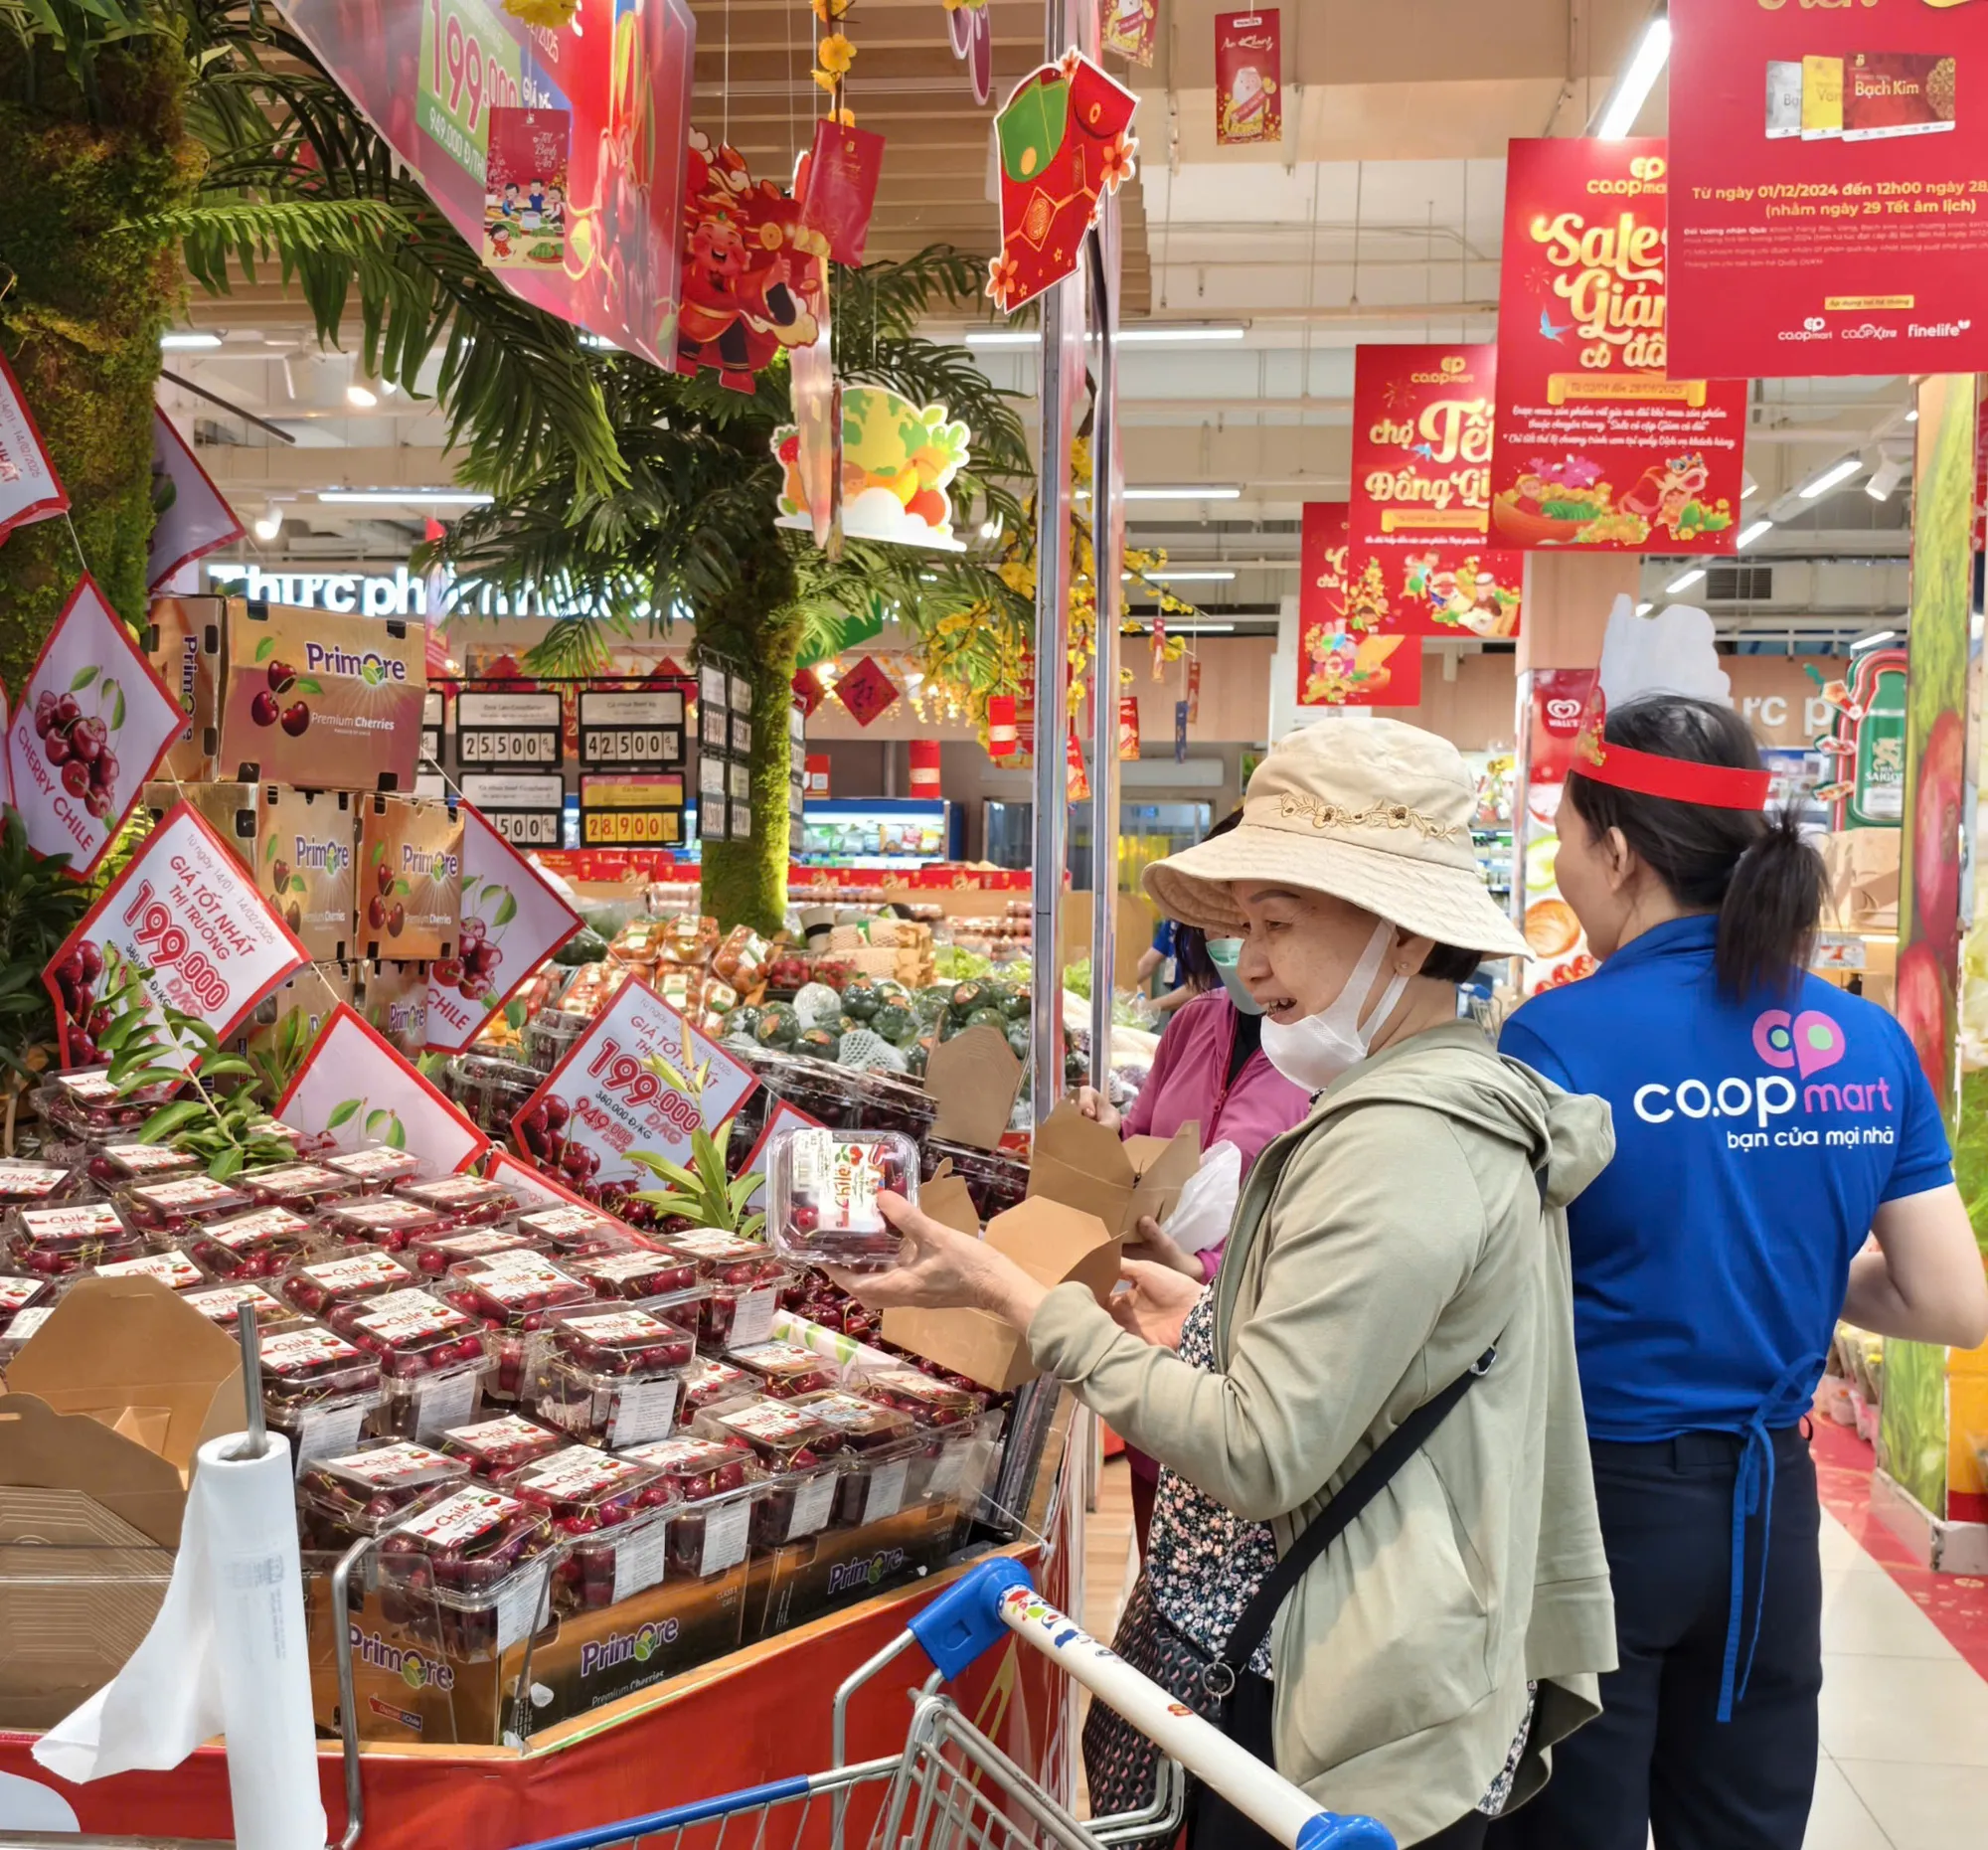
[[1487, 695, 1988, 1850]]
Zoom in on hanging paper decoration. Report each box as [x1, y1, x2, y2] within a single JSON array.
[[1301, 632, 1422, 710], [482, 107, 572, 271], [791, 666, 826, 717], [677, 130, 829, 392], [146, 411, 244, 591], [1066, 723, 1090, 802], [986, 693, 1019, 757], [908, 739, 942, 794], [1117, 695, 1141, 761], [0, 349, 67, 544], [1215, 12, 1282, 146], [988, 53, 1139, 315], [775, 385, 969, 550], [783, 255, 843, 555], [796, 117, 886, 266], [944, 0, 994, 105], [1185, 656, 1203, 724], [1103, 0, 1157, 67], [834, 654, 902, 726], [1345, 545, 1526, 640]]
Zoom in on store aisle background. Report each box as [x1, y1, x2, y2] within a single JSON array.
[[1075, 1458, 1988, 1847]]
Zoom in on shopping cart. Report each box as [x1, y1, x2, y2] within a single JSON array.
[[507, 1556, 1395, 1850]]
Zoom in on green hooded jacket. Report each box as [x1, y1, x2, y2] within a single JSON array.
[[1028, 1019, 1618, 1845]]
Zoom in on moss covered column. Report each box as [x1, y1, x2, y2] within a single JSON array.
[[694, 534, 802, 935], [0, 40, 202, 687]]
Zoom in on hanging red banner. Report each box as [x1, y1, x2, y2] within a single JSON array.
[[796, 117, 886, 267], [1343, 544, 1525, 640], [1117, 695, 1140, 760], [279, 0, 694, 368], [1184, 657, 1202, 725], [1215, 12, 1281, 146], [1102, 0, 1157, 67], [1491, 137, 1746, 555], [1668, 0, 1988, 380], [1298, 502, 1351, 641], [1066, 724, 1089, 802], [1348, 343, 1496, 552], [833, 655, 900, 727]]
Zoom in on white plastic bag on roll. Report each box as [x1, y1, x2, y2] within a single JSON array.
[[1163, 1140, 1242, 1256], [35, 1433, 327, 1850]]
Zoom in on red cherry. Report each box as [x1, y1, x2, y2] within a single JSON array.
[[267, 660, 297, 692], [280, 702, 311, 737], [45, 731, 70, 763], [250, 691, 279, 727]]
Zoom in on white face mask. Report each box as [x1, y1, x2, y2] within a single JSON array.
[[1258, 920, 1411, 1093]]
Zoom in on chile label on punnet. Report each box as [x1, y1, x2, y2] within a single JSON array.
[[43, 800, 310, 1072], [278, 1004, 491, 1173], [512, 977, 757, 1192], [424, 802, 582, 1054], [9, 577, 190, 880]]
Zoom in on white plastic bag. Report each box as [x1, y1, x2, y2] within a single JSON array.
[[1162, 1140, 1242, 1256]]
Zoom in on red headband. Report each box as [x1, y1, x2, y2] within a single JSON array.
[[1576, 739, 1773, 810]]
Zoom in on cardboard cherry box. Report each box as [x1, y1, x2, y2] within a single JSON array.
[[143, 593, 224, 783], [357, 793, 462, 963], [880, 1172, 1120, 1393], [1025, 1100, 1201, 1240], [744, 1497, 957, 1643], [0, 1275, 244, 1729]]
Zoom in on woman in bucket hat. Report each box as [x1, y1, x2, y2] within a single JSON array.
[[836, 719, 1619, 1849]]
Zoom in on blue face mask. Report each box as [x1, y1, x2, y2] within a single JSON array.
[[1206, 938, 1263, 1015]]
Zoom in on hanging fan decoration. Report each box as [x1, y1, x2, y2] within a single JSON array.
[[943, 0, 994, 105]]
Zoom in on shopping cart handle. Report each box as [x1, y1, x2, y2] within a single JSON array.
[[909, 1556, 1037, 1681]]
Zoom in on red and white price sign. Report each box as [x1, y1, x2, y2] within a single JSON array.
[[44, 801, 309, 1071], [8, 578, 189, 880], [481, 1149, 591, 1210], [277, 1004, 490, 1172], [512, 977, 757, 1191], [425, 802, 582, 1053], [0, 348, 67, 542]]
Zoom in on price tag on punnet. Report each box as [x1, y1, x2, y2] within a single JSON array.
[[8, 577, 189, 880], [278, 1004, 491, 1172], [512, 977, 758, 1192], [425, 802, 582, 1054], [43, 800, 310, 1072]]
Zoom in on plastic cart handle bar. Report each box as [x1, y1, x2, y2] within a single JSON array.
[[920, 1560, 1397, 1850]]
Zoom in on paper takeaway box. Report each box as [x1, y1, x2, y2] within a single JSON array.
[[1026, 1098, 1201, 1240], [0, 1276, 244, 1728], [882, 1171, 1119, 1392], [1820, 829, 1900, 932], [922, 1024, 1025, 1151]]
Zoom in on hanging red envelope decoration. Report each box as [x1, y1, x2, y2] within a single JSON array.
[[834, 654, 901, 727], [1215, 12, 1282, 146], [945, 0, 994, 106], [988, 53, 1139, 315], [677, 130, 828, 393], [1117, 695, 1141, 760], [1066, 723, 1089, 802], [1185, 656, 1203, 723], [986, 693, 1019, 757], [796, 117, 886, 266], [1103, 0, 1157, 67], [791, 666, 825, 717]]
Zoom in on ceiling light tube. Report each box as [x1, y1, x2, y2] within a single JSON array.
[[160, 333, 223, 351], [1798, 457, 1863, 499], [1598, 15, 1672, 140], [346, 385, 378, 408], [316, 490, 495, 506], [1122, 485, 1242, 501], [1737, 519, 1774, 549], [1850, 629, 1897, 652], [965, 323, 1245, 348], [1122, 569, 1239, 582], [1666, 567, 1707, 594]]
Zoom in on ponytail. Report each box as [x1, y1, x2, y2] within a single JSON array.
[[1716, 807, 1824, 1000], [1566, 695, 1823, 1001]]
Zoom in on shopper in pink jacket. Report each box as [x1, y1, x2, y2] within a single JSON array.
[[1078, 887, 1312, 1552]]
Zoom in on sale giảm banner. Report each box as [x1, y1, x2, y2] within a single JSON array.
[[1668, 0, 1988, 380], [1491, 136, 1747, 555], [277, 0, 693, 368], [45, 801, 310, 1071]]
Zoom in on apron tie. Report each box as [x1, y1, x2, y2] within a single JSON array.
[[1716, 1355, 1822, 1724]]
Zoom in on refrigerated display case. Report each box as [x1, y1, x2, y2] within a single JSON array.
[[983, 800, 1213, 894], [796, 799, 962, 867]]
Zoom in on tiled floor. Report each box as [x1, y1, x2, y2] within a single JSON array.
[[1076, 1457, 1988, 1847]]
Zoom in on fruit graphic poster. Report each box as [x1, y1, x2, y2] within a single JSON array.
[[1343, 544, 1525, 640], [7, 577, 190, 880], [0, 346, 67, 542], [426, 803, 583, 1052], [1491, 137, 1746, 555], [481, 106, 570, 270], [775, 385, 968, 550], [44, 801, 309, 1072], [1293, 501, 1424, 710], [278, 1003, 491, 1170], [512, 977, 758, 1193], [1215, 12, 1281, 146]]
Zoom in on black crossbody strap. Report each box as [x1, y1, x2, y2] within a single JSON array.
[[1205, 1344, 1497, 1697]]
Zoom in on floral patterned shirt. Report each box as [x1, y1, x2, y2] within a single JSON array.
[[1141, 1288, 1535, 1814]]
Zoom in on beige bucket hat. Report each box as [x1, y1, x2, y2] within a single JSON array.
[[1144, 718, 1531, 958]]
